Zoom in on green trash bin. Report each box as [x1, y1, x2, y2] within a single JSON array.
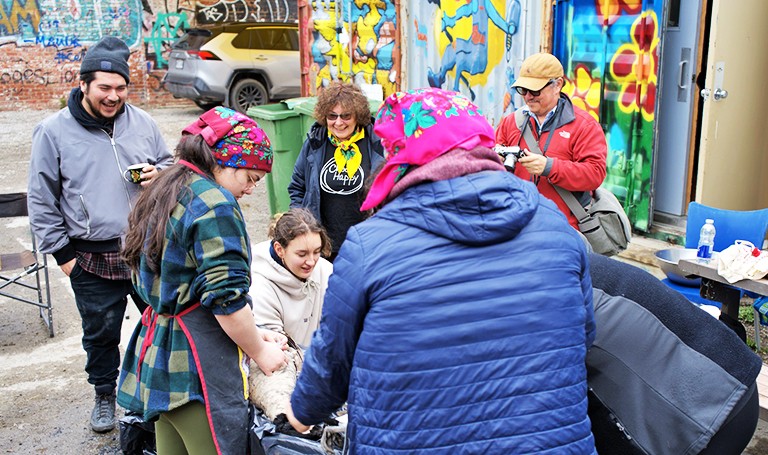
[[291, 97, 319, 141], [368, 98, 383, 116], [247, 102, 303, 216]]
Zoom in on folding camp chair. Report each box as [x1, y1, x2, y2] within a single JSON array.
[[0, 192, 53, 337]]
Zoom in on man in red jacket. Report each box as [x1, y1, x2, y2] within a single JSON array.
[[495, 53, 607, 229]]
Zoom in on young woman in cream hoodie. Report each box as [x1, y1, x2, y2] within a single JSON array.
[[250, 208, 333, 349], [248, 208, 334, 421]]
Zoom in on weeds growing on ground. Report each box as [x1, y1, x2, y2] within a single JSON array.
[[741, 298, 768, 359]]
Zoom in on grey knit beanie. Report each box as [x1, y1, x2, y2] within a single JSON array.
[[80, 36, 130, 83]]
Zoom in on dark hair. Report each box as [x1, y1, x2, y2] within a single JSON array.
[[269, 208, 331, 258], [314, 81, 372, 129], [122, 135, 218, 273], [79, 72, 97, 85]]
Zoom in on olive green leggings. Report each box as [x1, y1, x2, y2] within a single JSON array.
[[155, 401, 216, 455]]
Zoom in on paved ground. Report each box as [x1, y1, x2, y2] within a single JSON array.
[[0, 106, 767, 453]]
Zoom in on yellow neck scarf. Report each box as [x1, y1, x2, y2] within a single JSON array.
[[329, 128, 365, 178]]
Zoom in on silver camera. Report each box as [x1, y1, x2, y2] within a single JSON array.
[[494, 145, 525, 171]]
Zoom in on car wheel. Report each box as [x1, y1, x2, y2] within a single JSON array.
[[194, 100, 220, 111], [230, 78, 268, 114]]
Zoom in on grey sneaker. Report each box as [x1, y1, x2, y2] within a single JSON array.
[[90, 391, 116, 433]]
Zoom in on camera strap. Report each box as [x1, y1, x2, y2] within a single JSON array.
[[514, 109, 592, 224]]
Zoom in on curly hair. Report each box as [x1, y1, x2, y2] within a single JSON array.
[[313, 80, 372, 129], [268, 207, 332, 258]]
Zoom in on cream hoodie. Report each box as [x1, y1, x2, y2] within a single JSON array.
[[250, 240, 333, 348]]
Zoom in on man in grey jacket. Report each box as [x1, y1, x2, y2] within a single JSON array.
[[27, 36, 172, 433]]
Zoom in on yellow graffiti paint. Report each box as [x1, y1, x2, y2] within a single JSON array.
[[0, 0, 42, 35], [434, 0, 509, 88]]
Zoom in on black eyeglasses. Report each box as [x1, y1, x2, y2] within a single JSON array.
[[326, 112, 353, 121], [515, 79, 557, 97]]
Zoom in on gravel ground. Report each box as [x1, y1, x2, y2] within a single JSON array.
[[1, 106, 767, 454]]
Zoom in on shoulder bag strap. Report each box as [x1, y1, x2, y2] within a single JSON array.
[[517, 110, 593, 225]]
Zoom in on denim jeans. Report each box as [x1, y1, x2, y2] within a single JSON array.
[[69, 263, 147, 394]]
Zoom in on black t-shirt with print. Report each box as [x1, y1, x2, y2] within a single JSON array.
[[319, 138, 371, 254]]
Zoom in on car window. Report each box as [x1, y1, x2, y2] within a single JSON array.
[[267, 29, 293, 51], [250, 28, 296, 51], [287, 30, 299, 50], [172, 29, 212, 50], [231, 29, 258, 49]]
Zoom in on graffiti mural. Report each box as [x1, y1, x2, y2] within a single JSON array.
[[308, 0, 399, 99], [0, 0, 143, 46], [553, 0, 661, 231], [140, 0, 195, 105], [0, 0, 148, 110], [405, 0, 540, 126], [0, 0, 42, 38], [196, 0, 297, 24], [144, 12, 189, 69]]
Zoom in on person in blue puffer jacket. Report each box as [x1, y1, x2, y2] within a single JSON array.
[[286, 87, 597, 454]]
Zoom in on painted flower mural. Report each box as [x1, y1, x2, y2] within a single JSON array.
[[595, 0, 643, 26], [554, 0, 663, 232], [563, 63, 601, 122], [610, 11, 659, 123]]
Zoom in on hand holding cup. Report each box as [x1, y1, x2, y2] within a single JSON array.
[[123, 163, 158, 186]]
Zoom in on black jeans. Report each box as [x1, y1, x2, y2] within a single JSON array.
[[69, 263, 147, 394]]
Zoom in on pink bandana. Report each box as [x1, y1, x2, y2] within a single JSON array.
[[183, 106, 273, 172], [360, 88, 495, 211]]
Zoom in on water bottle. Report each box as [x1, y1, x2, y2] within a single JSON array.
[[697, 219, 716, 259]]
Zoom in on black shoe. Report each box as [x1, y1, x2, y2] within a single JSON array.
[[91, 391, 116, 433]]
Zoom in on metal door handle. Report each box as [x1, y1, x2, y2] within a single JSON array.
[[678, 60, 688, 89], [713, 88, 728, 100], [700, 88, 711, 100]]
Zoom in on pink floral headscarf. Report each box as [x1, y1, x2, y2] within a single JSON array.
[[183, 106, 273, 172], [360, 88, 495, 211]]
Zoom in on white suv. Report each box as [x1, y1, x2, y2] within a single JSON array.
[[163, 23, 300, 113]]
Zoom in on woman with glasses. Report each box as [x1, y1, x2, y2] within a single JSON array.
[[118, 107, 288, 454], [288, 81, 385, 261], [495, 52, 607, 230]]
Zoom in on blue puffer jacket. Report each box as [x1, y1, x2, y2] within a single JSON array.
[[291, 170, 597, 454]]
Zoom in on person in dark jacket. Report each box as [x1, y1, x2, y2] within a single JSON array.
[[286, 87, 597, 454], [287, 81, 385, 260], [588, 254, 760, 454]]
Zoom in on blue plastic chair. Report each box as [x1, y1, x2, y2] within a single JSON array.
[[662, 202, 768, 306], [684, 202, 768, 252]]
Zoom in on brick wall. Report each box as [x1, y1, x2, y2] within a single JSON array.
[[0, 43, 193, 110]]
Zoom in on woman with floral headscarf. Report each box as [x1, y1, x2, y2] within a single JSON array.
[[286, 88, 597, 453], [118, 107, 288, 454], [288, 81, 385, 261]]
